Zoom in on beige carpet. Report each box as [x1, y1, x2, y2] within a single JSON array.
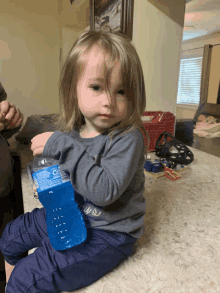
[[61, 148, 220, 292]]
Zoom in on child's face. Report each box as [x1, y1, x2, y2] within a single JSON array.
[[76, 46, 128, 136]]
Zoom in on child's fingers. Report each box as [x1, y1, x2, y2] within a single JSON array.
[[33, 184, 38, 198], [30, 141, 42, 153], [33, 147, 44, 156], [31, 133, 44, 143], [33, 184, 37, 192]]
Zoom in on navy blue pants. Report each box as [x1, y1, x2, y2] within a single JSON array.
[[0, 208, 137, 292]]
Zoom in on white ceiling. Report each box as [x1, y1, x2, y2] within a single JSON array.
[[183, 0, 220, 41]]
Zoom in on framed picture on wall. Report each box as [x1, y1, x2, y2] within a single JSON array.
[[89, 0, 134, 40]]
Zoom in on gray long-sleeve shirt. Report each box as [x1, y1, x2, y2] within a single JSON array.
[[43, 126, 146, 239]]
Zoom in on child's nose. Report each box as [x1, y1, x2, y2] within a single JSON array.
[[103, 93, 116, 107]]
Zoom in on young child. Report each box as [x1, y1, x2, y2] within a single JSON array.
[[0, 29, 150, 292]]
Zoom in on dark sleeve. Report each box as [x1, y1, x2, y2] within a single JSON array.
[[43, 129, 145, 207], [1, 125, 23, 139], [0, 82, 7, 102], [0, 82, 23, 139]]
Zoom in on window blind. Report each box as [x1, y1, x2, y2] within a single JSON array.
[[177, 48, 204, 105]]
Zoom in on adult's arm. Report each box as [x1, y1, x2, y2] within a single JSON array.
[[0, 82, 23, 139]]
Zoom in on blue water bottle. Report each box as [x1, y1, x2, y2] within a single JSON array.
[[31, 155, 87, 251]]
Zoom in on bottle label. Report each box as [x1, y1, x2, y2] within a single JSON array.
[[32, 165, 70, 193]]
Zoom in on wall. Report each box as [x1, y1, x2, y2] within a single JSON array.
[[176, 107, 198, 119], [0, 0, 61, 122], [0, 0, 186, 125], [59, 0, 90, 67], [59, 0, 90, 31], [132, 0, 186, 117], [207, 44, 220, 104], [61, 27, 84, 68], [176, 31, 220, 119]]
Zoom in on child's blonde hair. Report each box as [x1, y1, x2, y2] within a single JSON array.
[[54, 29, 150, 157]]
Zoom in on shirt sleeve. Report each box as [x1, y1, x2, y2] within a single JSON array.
[[43, 129, 145, 207]]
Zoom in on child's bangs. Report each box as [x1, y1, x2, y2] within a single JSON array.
[[102, 47, 132, 101]]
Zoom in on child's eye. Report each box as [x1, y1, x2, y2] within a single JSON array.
[[91, 85, 100, 91], [90, 85, 125, 96], [118, 89, 125, 95]]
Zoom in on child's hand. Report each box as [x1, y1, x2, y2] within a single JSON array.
[[30, 132, 54, 156]]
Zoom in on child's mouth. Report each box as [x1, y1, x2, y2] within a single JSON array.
[[99, 114, 114, 118]]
